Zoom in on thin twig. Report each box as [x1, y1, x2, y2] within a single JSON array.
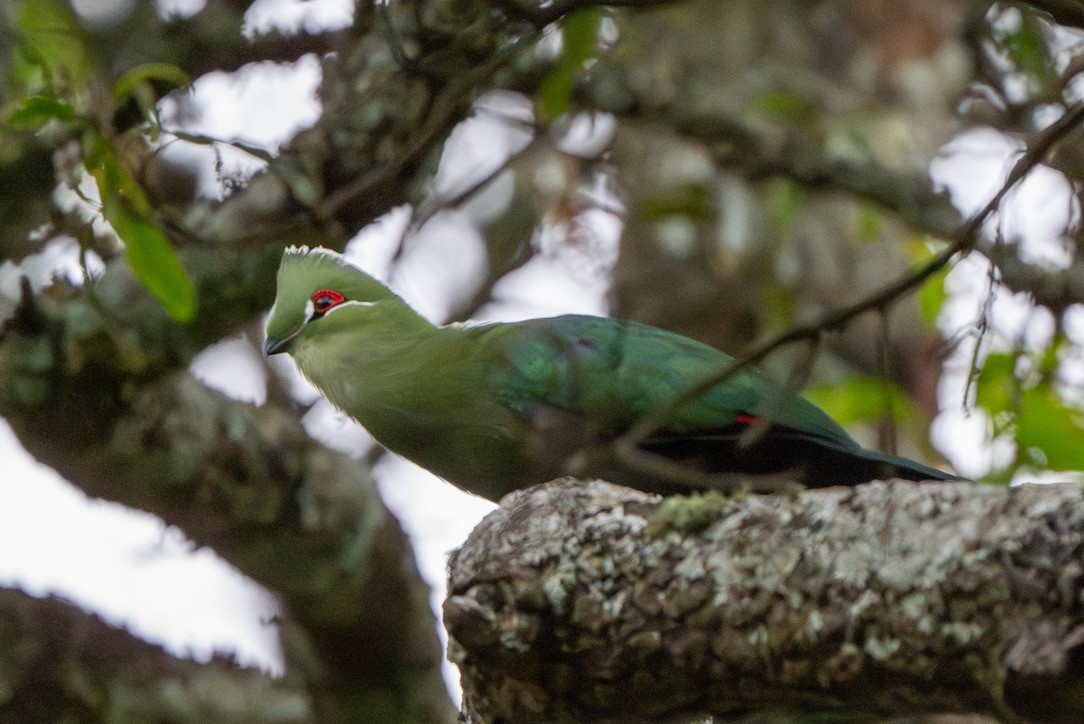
[[163, 130, 278, 165], [963, 249, 1001, 412], [494, 0, 683, 26], [411, 134, 543, 230], [739, 336, 822, 449], [316, 28, 543, 220], [877, 310, 898, 456]]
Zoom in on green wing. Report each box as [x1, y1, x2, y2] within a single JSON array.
[[475, 314, 860, 450]]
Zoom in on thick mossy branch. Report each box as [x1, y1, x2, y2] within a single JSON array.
[[447, 478, 1084, 723], [0, 588, 310, 723], [0, 254, 453, 723], [2, 369, 452, 723]]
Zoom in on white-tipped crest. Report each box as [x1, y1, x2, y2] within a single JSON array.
[[284, 245, 358, 270]]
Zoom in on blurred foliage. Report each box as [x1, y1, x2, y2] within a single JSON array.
[[913, 240, 950, 327], [83, 133, 195, 321], [976, 339, 1084, 479], [3, 0, 194, 320], [536, 8, 602, 121], [804, 376, 929, 449], [3, 0, 1084, 718], [0, 1, 1083, 483], [952, 3, 1084, 481]]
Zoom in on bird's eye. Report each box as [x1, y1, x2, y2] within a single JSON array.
[[310, 289, 345, 315]]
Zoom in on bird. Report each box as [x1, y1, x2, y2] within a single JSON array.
[[263, 246, 959, 502]]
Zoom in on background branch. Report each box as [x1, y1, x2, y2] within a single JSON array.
[[0, 588, 310, 723]]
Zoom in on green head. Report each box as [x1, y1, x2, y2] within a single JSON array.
[[263, 246, 404, 356]]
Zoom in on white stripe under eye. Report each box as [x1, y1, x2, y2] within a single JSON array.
[[305, 298, 376, 322], [323, 300, 376, 315]]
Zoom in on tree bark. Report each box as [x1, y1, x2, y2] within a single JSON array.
[[446, 478, 1084, 723], [0, 256, 454, 723], [0, 588, 311, 723]]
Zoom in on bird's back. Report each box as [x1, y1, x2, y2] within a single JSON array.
[[472, 314, 854, 443]]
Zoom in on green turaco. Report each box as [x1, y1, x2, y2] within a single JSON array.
[[264, 246, 957, 501]]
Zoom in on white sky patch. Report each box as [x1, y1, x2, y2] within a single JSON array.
[[390, 213, 489, 323], [158, 55, 324, 197], [556, 112, 616, 158], [301, 399, 375, 456], [931, 126, 1078, 267], [72, 0, 136, 26], [480, 254, 610, 321], [190, 336, 268, 405], [371, 456, 496, 700], [1067, 304, 1084, 344], [432, 93, 535, 204], [1060, 306, 1084, 393], [343, 206, 413, 281], [168, 55, 323, 150], [157, 0, 206, 18], [244, 0, 353, 36], [0, 420, 282, 673]]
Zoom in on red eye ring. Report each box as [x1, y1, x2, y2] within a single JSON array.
[[310, 289, 345, 315]]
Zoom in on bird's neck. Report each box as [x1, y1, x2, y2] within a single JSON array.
[[294, 299, 468, 419]]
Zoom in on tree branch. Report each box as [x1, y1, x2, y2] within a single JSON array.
[[585, 42, 1084, 319], [0, 587, 310, 723], [1022, 0, 1084, 30], [0, 250, 453, 722], [447, 478, 1084, 723], [977, 237, 1084, 317], [182, 0, 544, 246]]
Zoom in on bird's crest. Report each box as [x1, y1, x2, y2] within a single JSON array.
[[266, 246, 403, 344]]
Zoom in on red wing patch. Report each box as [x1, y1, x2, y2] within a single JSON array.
[[734, 413, 759, 425]]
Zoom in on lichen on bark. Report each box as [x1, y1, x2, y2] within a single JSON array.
[[447, 478, 1084, 723]]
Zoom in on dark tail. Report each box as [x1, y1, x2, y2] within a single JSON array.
[[639, 427, 965, 488], [852, 447, 964, 483]]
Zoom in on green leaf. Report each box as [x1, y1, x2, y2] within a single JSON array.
[[113, 63, 191, 104], [14, 0, 92, 90], [536, 70, 571, 122], [561, 8, 600, 66], [906, 238, 950, 327], [762, 283, 794, 331], [113, 208, 196, 322], [917, 263, 948, 327], [803, 377, 923, 429], [536, 9, 601, 122], [5, 95, 77, 130], [853, 204, 883, 243], [768, 180, 806, 233], [640, 183, 714, 222], [1002, 12, 1054, 86], [83, 136, 196, 322], [753, 91, 819, 126], [1017, 385, 1084, 471], [975, 352, 1017, 414]]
